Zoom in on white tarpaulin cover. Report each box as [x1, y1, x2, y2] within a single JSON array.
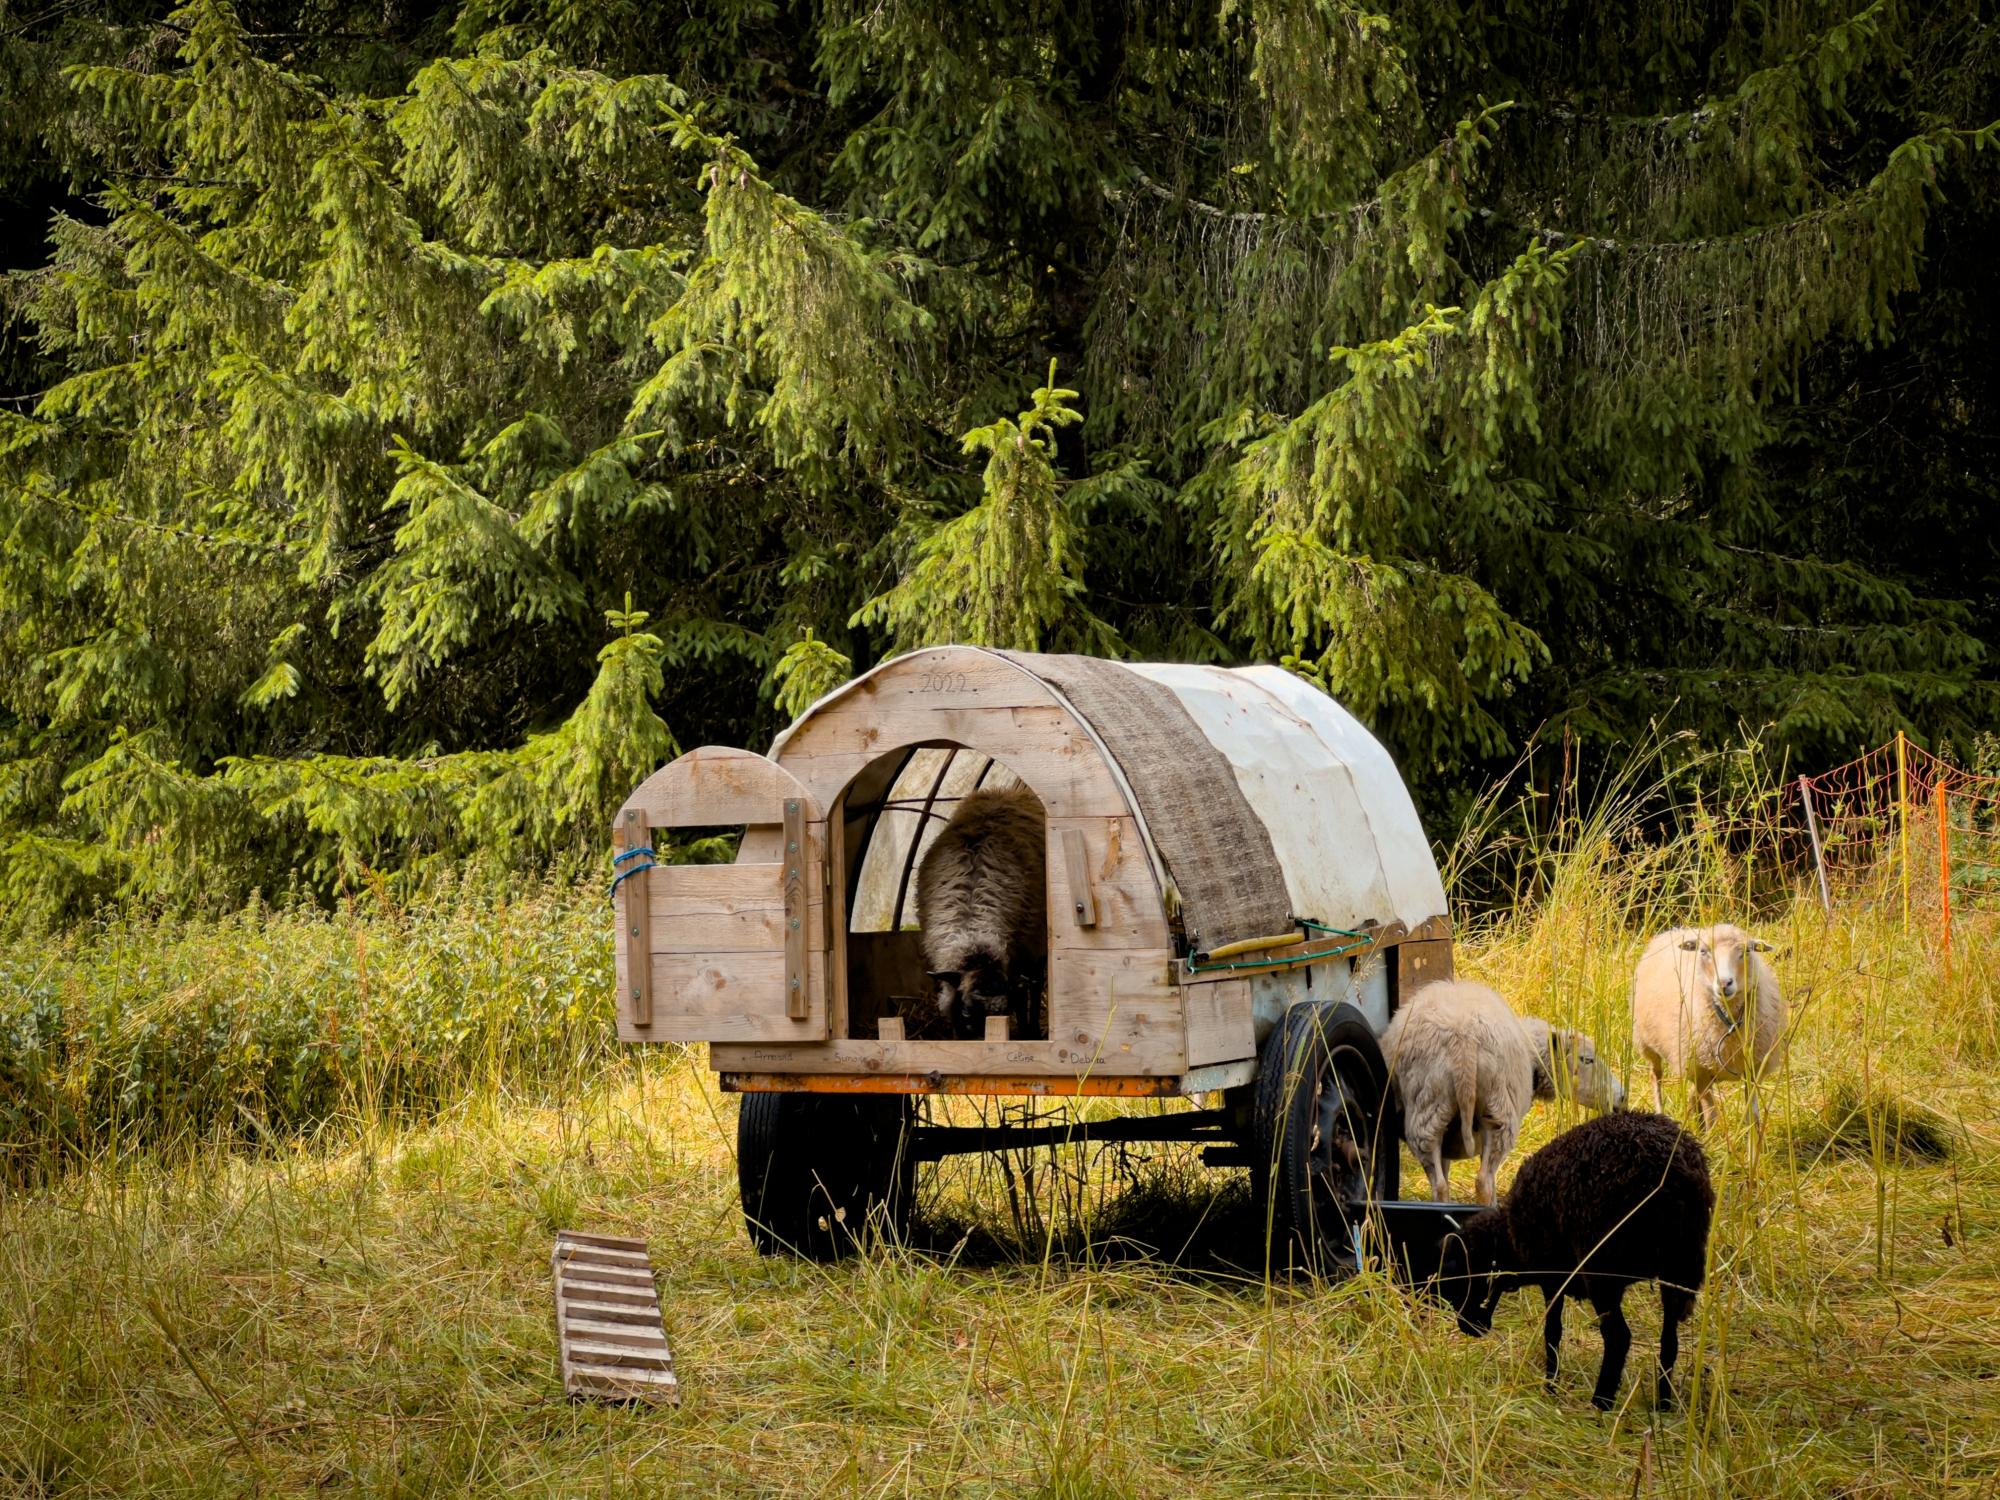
[[1124, 663, 1448, 934]]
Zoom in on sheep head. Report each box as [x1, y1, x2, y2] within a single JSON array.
[[1676, 925, 1778, 1014], [1535, 1026, 1628, 1114], [929, 950, 1012, 1038], [1435, 1211, 1516, 1337]]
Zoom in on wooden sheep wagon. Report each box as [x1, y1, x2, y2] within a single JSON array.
[[611, 646, 1465, 1271]]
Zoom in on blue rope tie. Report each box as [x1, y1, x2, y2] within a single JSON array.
[[610, 846, 656, 897]]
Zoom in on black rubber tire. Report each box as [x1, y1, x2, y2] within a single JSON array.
[[1251, 1000, 1398, 1275], [737, 1092, 915, 1260]]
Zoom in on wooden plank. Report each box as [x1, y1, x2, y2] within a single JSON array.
[[1060, 827, 1097, 928], [569, 1367, 681, 1397], [649, 949, 826, 1018], [877, 1017, 904, 1041], [554, 1230, 657, 1252], [618, 949, 830, 1043], [711, 1034, 1176, 1078], [984, 1015, 1010, 1042], [1045, 816, 1166, 949], [738, 824, 783, 861], [1395, 937, 1454, 1012], [828, 647, 1056, 713], [796, 703, 1092, 757], [1050, 948, 1176, 1017], [558, 1243, 650, 1269], [552, 1231, 677, 1406], [556, 1264, 656, 1288], [619, 809, 653, 1028], [562, 1317, 670, 1348], [1049, 948, 1184, 1074], [826, 794, 848, 1035], [644, 863, 825, 951], [621, 744, 819, 829], [566, 1339, 675, 1369], [557, 1279, 659, 1305], [562, 1301, 660, 1326], [783, 798, 809, 1021], [778, 706, 1132, 820], [1184, 978, 1256, 1067]]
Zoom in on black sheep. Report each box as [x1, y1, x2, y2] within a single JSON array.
[[1437, 1110, 1714, 1411]]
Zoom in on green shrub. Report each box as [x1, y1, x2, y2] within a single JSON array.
[[0, 885, 617, 1180]]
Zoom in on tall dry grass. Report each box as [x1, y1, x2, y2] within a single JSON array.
[[2, 745, 1996, 1496], [0, 882, 620, 1185]]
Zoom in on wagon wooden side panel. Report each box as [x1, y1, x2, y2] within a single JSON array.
[[613, 746, 831, 1044]]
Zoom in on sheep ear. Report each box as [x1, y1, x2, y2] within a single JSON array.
[[1530, 1036, 1557, 1095], [1679, 937, 1699, 951], [1751, 939, 1775, 953]]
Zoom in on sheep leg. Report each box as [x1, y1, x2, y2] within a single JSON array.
[[1540, 1290, 1564, 1391], [1587, 1285, 1632, 1412], [1475, 1122, 1513, 1208], [1657, 1286, 1694, 1408], [1650, 1064, 1665, 1113], [1693, 1080, 1717, 1131], [1415, 1118, 1450, 1201], [1424, 1144, 1451, 1202]]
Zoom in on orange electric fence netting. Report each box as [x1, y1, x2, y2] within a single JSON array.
[[1790, 731, 2000, 955]]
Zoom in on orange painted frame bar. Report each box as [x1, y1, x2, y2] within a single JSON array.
[[719, 1060, 1256, 1098]]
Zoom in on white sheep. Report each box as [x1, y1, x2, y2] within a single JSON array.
[[1631, 923, 1786, 1128], [1382, 979, 1627, 1206], [915, 783, 1048, 1039]]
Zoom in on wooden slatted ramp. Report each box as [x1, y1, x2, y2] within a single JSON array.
[[551, 1231, 679, 1405]]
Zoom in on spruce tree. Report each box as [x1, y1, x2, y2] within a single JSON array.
[[0, 0, 1994, 919]]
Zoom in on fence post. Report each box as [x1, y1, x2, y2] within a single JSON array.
[[1897, 729, 1910, 935], [1937, 778, 1952, 966], [1800, 775, 1832, 914]]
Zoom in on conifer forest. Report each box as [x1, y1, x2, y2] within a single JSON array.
[[2, 0, 1996, 919]]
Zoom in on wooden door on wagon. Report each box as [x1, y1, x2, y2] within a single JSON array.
[[612, 747, 831, 1043]]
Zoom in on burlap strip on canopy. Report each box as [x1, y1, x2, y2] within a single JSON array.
[[1000, 651, 1293, 951]]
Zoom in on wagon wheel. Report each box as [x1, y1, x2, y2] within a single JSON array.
[[738, 1092, 915, 1260], [1251, 1000, 1398, 1276]]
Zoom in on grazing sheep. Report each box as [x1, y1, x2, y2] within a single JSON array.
[[1632, 924, 1786, 1127], [1382, 981, 1627, 1207], [915, 784, 1048, 1040], [1517, 1016, 1627, 1117], [1438, 1110, 1714, 1411]]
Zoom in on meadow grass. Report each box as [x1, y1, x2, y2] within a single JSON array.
[[3, 780, 1998, 1497]]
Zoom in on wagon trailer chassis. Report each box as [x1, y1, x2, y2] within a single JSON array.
[[900, 1104, 1237, 1162]]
